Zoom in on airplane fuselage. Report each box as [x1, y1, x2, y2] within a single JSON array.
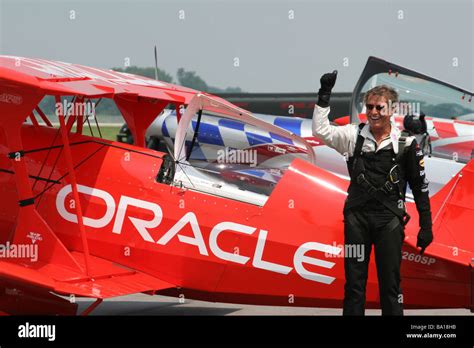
[[0, 124, 471, 309]]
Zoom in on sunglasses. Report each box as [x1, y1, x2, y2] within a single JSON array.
[[366, 104, 385, 111]]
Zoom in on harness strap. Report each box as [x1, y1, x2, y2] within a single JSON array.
[[396, 132, 409, 163], [383, 216, 402, 234], [355, 173, 411, 226], [350, 123, 365, 175]]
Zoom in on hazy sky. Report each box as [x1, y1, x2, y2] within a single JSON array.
[[0, 0, 472, 92]]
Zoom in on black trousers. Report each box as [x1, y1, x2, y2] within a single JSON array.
[[342, 208, 404, 316]]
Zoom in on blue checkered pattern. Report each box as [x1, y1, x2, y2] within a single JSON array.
[[162, 110, 303, 161]]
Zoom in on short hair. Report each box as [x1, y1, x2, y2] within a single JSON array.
[[363, 85, 399, 104]]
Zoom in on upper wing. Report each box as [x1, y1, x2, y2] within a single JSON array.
[[0, 55, 197, 103]]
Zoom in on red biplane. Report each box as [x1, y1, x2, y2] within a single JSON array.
[[0, 56, 472, 315]]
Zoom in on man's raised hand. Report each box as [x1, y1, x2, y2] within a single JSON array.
[[317, 70, 338, 108]]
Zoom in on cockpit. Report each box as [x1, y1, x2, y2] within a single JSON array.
[[166, 94, 315, 206]]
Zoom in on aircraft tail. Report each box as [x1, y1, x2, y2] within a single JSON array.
[[427, 158, 474, 255]]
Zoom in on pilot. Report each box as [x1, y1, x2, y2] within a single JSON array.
[[312, 71, 433, 316]]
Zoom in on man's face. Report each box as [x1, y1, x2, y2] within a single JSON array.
[[365, 95, 392, 132]]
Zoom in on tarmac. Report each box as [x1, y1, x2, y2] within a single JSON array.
[[76, 293, 473, 316]]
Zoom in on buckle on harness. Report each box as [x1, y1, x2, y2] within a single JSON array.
[[356, 173, 366, 185], [389, 165, 400, 184]]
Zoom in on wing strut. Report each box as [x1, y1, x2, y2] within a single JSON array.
[[55, 95, 92, 276], [186, 108, 202, 161], [175, 103, 182, 124]]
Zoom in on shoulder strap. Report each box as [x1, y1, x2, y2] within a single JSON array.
[[349, 123, 366, 178], [353, 123, 365, 157], [395, 130, 411, 163], [390, 131, 413, 201]]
